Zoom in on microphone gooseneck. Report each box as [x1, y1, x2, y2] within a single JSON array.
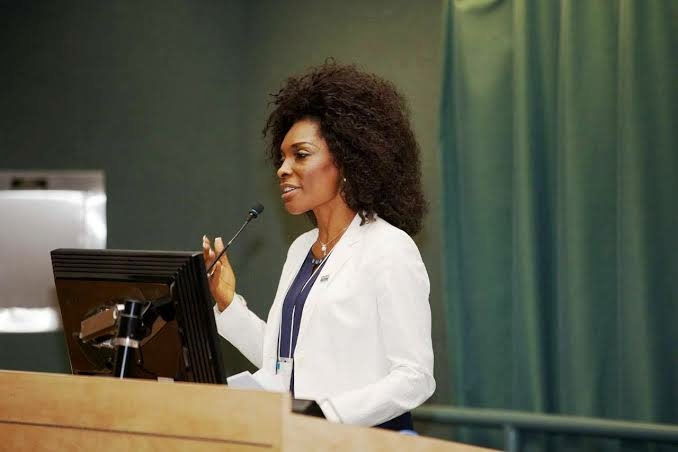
[[206, 203, 264, 276]]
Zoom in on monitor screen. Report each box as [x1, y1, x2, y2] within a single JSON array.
[[51, 249, 225, 384]]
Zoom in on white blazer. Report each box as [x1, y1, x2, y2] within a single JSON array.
[[214, 213, 435, 426]]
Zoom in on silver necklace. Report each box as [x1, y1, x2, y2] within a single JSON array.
[[312, 224, 349, 264]]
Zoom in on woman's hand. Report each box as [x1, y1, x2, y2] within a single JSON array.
[[202, 235, 236, 312]]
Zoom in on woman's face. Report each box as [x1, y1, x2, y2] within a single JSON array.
[[277, 118, 343, 215]]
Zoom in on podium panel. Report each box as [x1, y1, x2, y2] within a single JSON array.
[[0, 424, 264, 452], [0, 370, 497, 452], [1, 371, 285, 451], [285, 414, 498, 452]]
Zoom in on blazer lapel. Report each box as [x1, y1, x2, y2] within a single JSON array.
[[295, 213, 364, 344]]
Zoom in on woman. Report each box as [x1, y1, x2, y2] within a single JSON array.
[[203, 62, 435, 429]]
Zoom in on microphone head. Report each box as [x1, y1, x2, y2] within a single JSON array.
[[248, 202, 264, 219]]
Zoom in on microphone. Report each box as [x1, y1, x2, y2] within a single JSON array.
[[206, 202, 264, 277]]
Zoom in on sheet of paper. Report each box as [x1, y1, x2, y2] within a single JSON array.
[[226, 371, 263, 390], [226, 369, 286, 392]]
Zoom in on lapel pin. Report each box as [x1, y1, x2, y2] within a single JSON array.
[[320, 275, 329, 282]]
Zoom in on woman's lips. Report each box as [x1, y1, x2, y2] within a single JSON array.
[[281, 186, 299, 200]]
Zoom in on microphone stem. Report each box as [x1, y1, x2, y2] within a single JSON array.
[[206, 215, 253, 276]]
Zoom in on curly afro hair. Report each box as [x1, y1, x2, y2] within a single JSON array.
[[263, 61, 427, 236]]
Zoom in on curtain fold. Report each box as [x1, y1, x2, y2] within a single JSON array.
[[440, 0, 678, 449]]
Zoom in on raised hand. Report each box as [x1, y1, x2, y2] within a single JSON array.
[[202, 235, 236, 312]]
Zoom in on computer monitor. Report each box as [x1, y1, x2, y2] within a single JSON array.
[[50, 249, 225, 384]]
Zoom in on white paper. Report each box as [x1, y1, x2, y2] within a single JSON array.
[[226, 369, 286, 392], [252, 369, 287, 392]]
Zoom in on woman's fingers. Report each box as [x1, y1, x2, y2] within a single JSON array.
[[202, 235, 212, 263], [208, 261, 221, 291], [214, 236, 224, 253], [202, 235, 234, 311], [214, 237, 229, 265], [203, 236, 221, 279]]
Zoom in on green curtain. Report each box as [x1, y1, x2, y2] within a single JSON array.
[[440, 0, 678, 449]]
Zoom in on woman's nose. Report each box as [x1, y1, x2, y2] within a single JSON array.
[[277, 158, 291, 179]]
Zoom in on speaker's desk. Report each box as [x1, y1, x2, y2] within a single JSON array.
[[0, 370, 497, 451]]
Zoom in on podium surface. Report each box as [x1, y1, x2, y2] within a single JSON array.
[[0, 370, 496, 451]]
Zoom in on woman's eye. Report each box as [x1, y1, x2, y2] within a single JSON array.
[[295, 151, 310, 159]]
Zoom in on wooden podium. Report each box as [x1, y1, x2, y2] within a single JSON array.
[[0, 370, 496, 451]]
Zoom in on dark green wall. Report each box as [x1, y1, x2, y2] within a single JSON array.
[[1, 0, 249, 251], [0, 0, 450, 415]]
